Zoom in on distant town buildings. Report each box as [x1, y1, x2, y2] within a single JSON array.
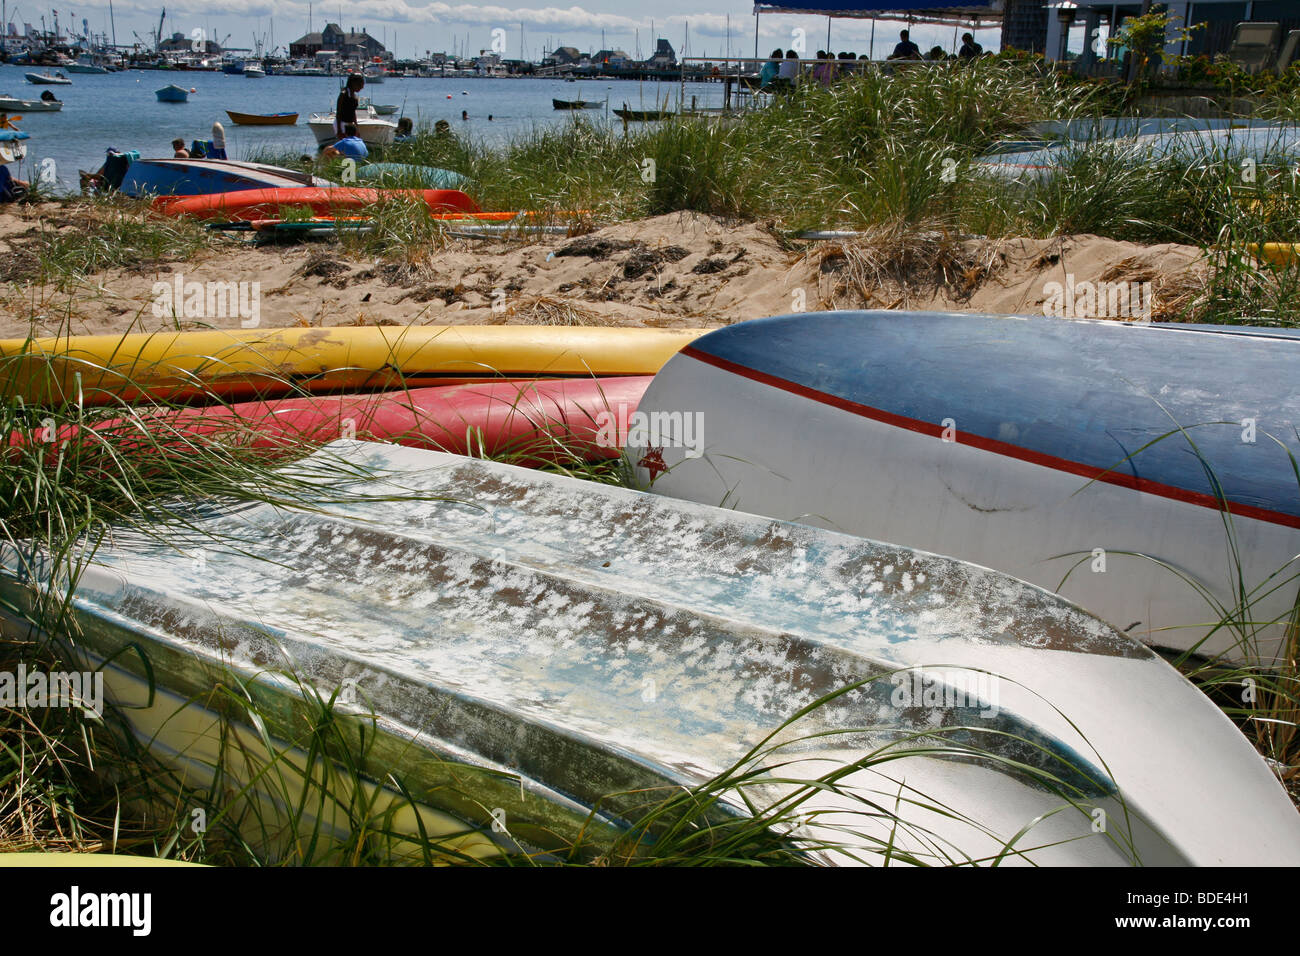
[[158, 30, 222, 55], [290, 23, 385, 61]]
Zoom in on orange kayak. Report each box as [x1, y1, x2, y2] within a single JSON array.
[[153, 187, 480, 221]]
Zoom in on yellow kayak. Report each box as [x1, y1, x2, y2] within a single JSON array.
[[0, 325, 707, 405], [1249, 243, 1299, 267]]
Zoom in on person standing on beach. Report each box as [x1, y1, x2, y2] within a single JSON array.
[[888, 30, 921, 60], [334, 74, 365, 140]]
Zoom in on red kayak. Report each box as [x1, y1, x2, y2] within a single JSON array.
[[152, 187, 481, 221], [20, 377, 649, 465]]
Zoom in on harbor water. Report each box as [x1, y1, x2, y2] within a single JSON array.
[[0, 64, 727, 191]]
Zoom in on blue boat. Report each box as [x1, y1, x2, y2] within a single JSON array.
[[156, 84, 190, 103], [635, 311, 1300, 664], [117, 158, 321, 198]]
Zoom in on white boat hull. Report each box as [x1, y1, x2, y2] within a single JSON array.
[[633, 312, 1300, 664], [308, 113, 397, 147]]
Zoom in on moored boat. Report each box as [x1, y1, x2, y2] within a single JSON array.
[[156, 84, 190, 103], [2, 440, 1297, 864], [307, 110, 397, 147], [614, 105, 672, 121], [0, 91, 62, 112], [553, 98, 600, 110], [225, 110, 298, 126], [25, 71, 71, 85]]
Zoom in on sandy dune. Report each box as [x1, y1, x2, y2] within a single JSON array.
[[0, 206, 1209, 338]]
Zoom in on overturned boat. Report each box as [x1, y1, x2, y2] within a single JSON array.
[[633, 311, 1300, 664], [0, 441, 1295, 865], [117, 157, 327, 198]]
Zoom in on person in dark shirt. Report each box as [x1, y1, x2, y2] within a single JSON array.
[[959, 33, 984, 59], [888, 30, 921, 61], [334, 74, 365, 139]]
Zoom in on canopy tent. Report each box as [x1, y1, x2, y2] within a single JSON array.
[[751, 1, 1004, 57], [753, 1, 1004, 22]]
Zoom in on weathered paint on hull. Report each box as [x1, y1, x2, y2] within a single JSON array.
[[2, 442, 1297, 864], [634, 311, 1300, 664]]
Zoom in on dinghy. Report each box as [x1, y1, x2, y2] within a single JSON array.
[[155, 84, 190, 103], [632, 311, 1300, 664], [0, 325, 704, 405], [1, 442, 1295, 864], [224, 110, 298, 126], [117, 158, 323, 198]]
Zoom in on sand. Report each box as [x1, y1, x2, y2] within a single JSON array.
[[0, 203, 1210, 337]]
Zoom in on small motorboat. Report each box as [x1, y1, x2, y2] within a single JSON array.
[[225, 110, 298, 126], [66, 55, 112, 73], [156, 85, 191, 103], [25, 71, 71, 85], [244, 66, 266, 78], [308, 110, 397, 147], [552, 98, 601, 110], [0, 91, 62, 112]]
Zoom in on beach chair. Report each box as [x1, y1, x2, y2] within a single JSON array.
[[1227, 22, 1281, 74], [1277, 30, 1300, 74]]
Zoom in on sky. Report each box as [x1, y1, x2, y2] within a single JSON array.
[[15, 1, 1018, 61]]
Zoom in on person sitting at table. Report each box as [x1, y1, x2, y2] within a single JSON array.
[[888, 30, 921, 61], [812, 51, 836, 86], [959, 33, 984, 60], [758, 49, 783, 89], [776, 49, 800, 87]]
